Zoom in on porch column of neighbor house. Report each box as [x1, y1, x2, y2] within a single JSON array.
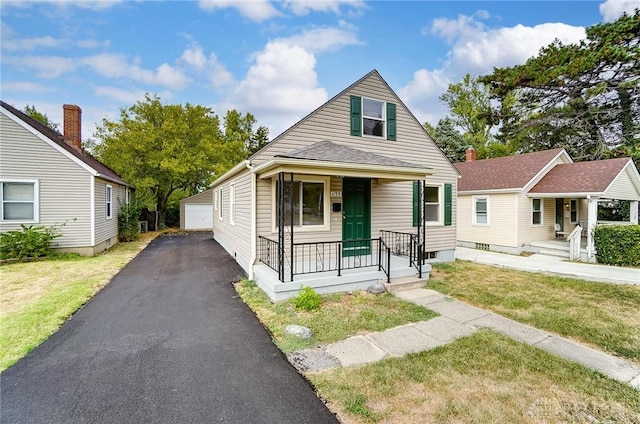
[[289, 172, 294, 283], [630, 201, 639, 225], [278, 172, 285, 282], [586, 195, 598, 261]]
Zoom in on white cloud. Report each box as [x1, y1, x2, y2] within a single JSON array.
[[93, 86, 149, 104], [228, 41, 328, 136], [274, 22, 363, 54], [3, 55, 77, 78], [198, 0, 281, 22], [600, 0, 639, 22], [400, 12, 586, 126], [77, 39, 111, 49], [1, 35, 63, 51], [179, 42, 234, 89], [83, 54, 192, 90], [283, 0, 366, 16], [0, 81, 53, 93]]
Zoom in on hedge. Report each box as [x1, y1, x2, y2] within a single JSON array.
[[593, 225, 640, 266]]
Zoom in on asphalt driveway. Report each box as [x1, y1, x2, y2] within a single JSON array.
[[1, 233, 338, 424]]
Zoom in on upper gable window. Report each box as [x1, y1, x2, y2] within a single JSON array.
[[350, 95, 396, 141]]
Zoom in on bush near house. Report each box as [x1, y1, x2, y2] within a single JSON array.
[[0, 224, 61, 260], [594, 225, 640, 266]]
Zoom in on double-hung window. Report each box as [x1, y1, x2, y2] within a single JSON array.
[[532, 198, 543, 225], [570, 199, 578, 223], [229, 183, 235, 226], [424, 186, 440, 223], [350, 95, 396, 140], [1, 180, 38, 222], [473, 196, 489, 225], [106, 185, 113, 219], [413, 182, 452, 226], [273, 177, 329, 231]]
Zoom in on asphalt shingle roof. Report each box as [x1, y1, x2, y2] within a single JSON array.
[[1, 100, 127, 186], [529, 158, 631, 193], [276, 140, 425, 169], [453, 148, 565, 191]]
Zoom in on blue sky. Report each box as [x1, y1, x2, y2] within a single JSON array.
[[1, 0, 637, 141]]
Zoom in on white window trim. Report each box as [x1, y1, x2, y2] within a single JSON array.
[[424, 184, 444, 226], [217, 189, 223, 221], [472, 195, 490, 226], [0, 179, 39, 223], [570, 199, 578, 224], [361, 96, 386, 139], [106, 184, 113, 219], [531, 198, 543, 226], [125, 189, 131, 205], [271, 175, 331, 233], [229, 183, 236, 226]]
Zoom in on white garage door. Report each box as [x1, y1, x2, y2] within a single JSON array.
[[185, 204, 214, 230]]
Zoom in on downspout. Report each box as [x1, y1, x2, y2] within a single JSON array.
[[247, 161, 256, 280]]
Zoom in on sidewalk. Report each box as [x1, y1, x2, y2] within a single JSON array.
[[289, 288, 640, 390], [455, 246, 639, 285]]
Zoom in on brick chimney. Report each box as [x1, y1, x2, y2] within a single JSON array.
[[465, 146, 476, 162], [63, 104, 82, 152]]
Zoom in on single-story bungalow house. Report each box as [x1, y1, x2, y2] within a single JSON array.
[[180, 189, 214, 231], [454, 147, 640, 262], [211, 70, 459, 300], [0, 101, 130, 255]]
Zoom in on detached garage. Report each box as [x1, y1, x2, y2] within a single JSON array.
[[180, 189, 214, 231]]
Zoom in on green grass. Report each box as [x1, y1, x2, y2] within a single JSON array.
[[235, 281, 438, 353], [429, 260, 640, 362], [0, 232, 160, 370], [309, 331, 640, 423]]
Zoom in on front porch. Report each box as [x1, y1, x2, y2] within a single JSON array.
[[528, 238, 588, 261]]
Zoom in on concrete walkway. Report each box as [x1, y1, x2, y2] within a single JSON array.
[[290, 288, 640, 390], [456, 246, 639, 285]]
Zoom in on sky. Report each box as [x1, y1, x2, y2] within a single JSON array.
[[1, 0, 638, 142]]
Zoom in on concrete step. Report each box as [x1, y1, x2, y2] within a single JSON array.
[[383, 276, 427, 293], [536, 248, 570, 258]]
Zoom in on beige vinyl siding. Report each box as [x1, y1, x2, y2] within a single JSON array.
[[251, 71, 458, 251], [214, 171, 253, 271], [94, 179, 124, 245], [456, 193, 518, 247], [604, 166, 640, 200], [180, 189, 213, 229], [0, 113, 92, 249], [517, 194, 555, 245]]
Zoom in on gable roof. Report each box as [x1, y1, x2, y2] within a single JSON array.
[[454, 148, 565, 192], [529, 157, 634, 194], [276, 140, 425, 169], [0, 100, 128, 186]]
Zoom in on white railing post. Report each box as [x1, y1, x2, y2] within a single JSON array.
[[568, 225, 582, 261]]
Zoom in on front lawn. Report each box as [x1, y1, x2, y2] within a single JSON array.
[[235, 281, 438, 353], [0, 232, 159, 371], [429, 261, 640, 362]]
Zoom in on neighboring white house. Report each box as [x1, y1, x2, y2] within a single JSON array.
[[211, 70, 459, 300], [0, 101, 130, 256], [180, 189, 214, 231], [454, 147, 640, 262]]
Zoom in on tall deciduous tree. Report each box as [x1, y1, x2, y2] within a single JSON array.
[[23, 105, 59, 131], [482, 10, 640, 162], [93, 95, 227, 228]]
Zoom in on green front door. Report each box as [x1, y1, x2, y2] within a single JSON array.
[[342, 178, 371, 256]]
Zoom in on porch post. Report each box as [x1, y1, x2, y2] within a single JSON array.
[[290, 172, 294, 282], [586, 195, 598, 262], [630, 201, 639, 225], [278, 172, 285, 282]]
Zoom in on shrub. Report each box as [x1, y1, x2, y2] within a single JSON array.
[[118, 195, 145, 242], [593, 225, 640, 266], [0, 224, 61, 260], [291, 286, 322, 311]]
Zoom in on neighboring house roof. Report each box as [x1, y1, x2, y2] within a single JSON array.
[[276, 140, 425, 169], [454, 148, 565, 192], [529, 157, 633, 194], [0, 100, 128, 186]]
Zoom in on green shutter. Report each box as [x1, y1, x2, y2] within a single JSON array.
[[444, 183, 452, 226], [386, 102, 396, 141], [350, 95, 361, 136], [412, 181, 420, 227]]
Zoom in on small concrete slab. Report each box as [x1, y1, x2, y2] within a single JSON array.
[[395, 288, 446, 305], [325, 335, 388, 367], [630, 373, 640, 390], [469, 314, 551, 345], [367, 324, 444, 356], [287, 348, 340, 372], [426, 299, 491, 323], [413, 316, 478, 343], [535, 336, 640, 383], [383, 277, 427, 293]]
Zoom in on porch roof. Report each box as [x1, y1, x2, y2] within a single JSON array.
[[528, 158, 640, 199], [253, 140, 433, 181]]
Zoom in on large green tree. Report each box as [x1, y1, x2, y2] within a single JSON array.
[[425, 117, 468, 163], [482, 10, 640, 162], [23, 104, 59, 131], [93, 95, 248, 227]]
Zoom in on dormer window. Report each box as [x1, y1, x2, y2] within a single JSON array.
[[350, 95, 396, 140]]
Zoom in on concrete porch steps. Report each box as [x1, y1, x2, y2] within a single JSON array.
[[383, 275, 427, 293], [529, 241, 570, 258]]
